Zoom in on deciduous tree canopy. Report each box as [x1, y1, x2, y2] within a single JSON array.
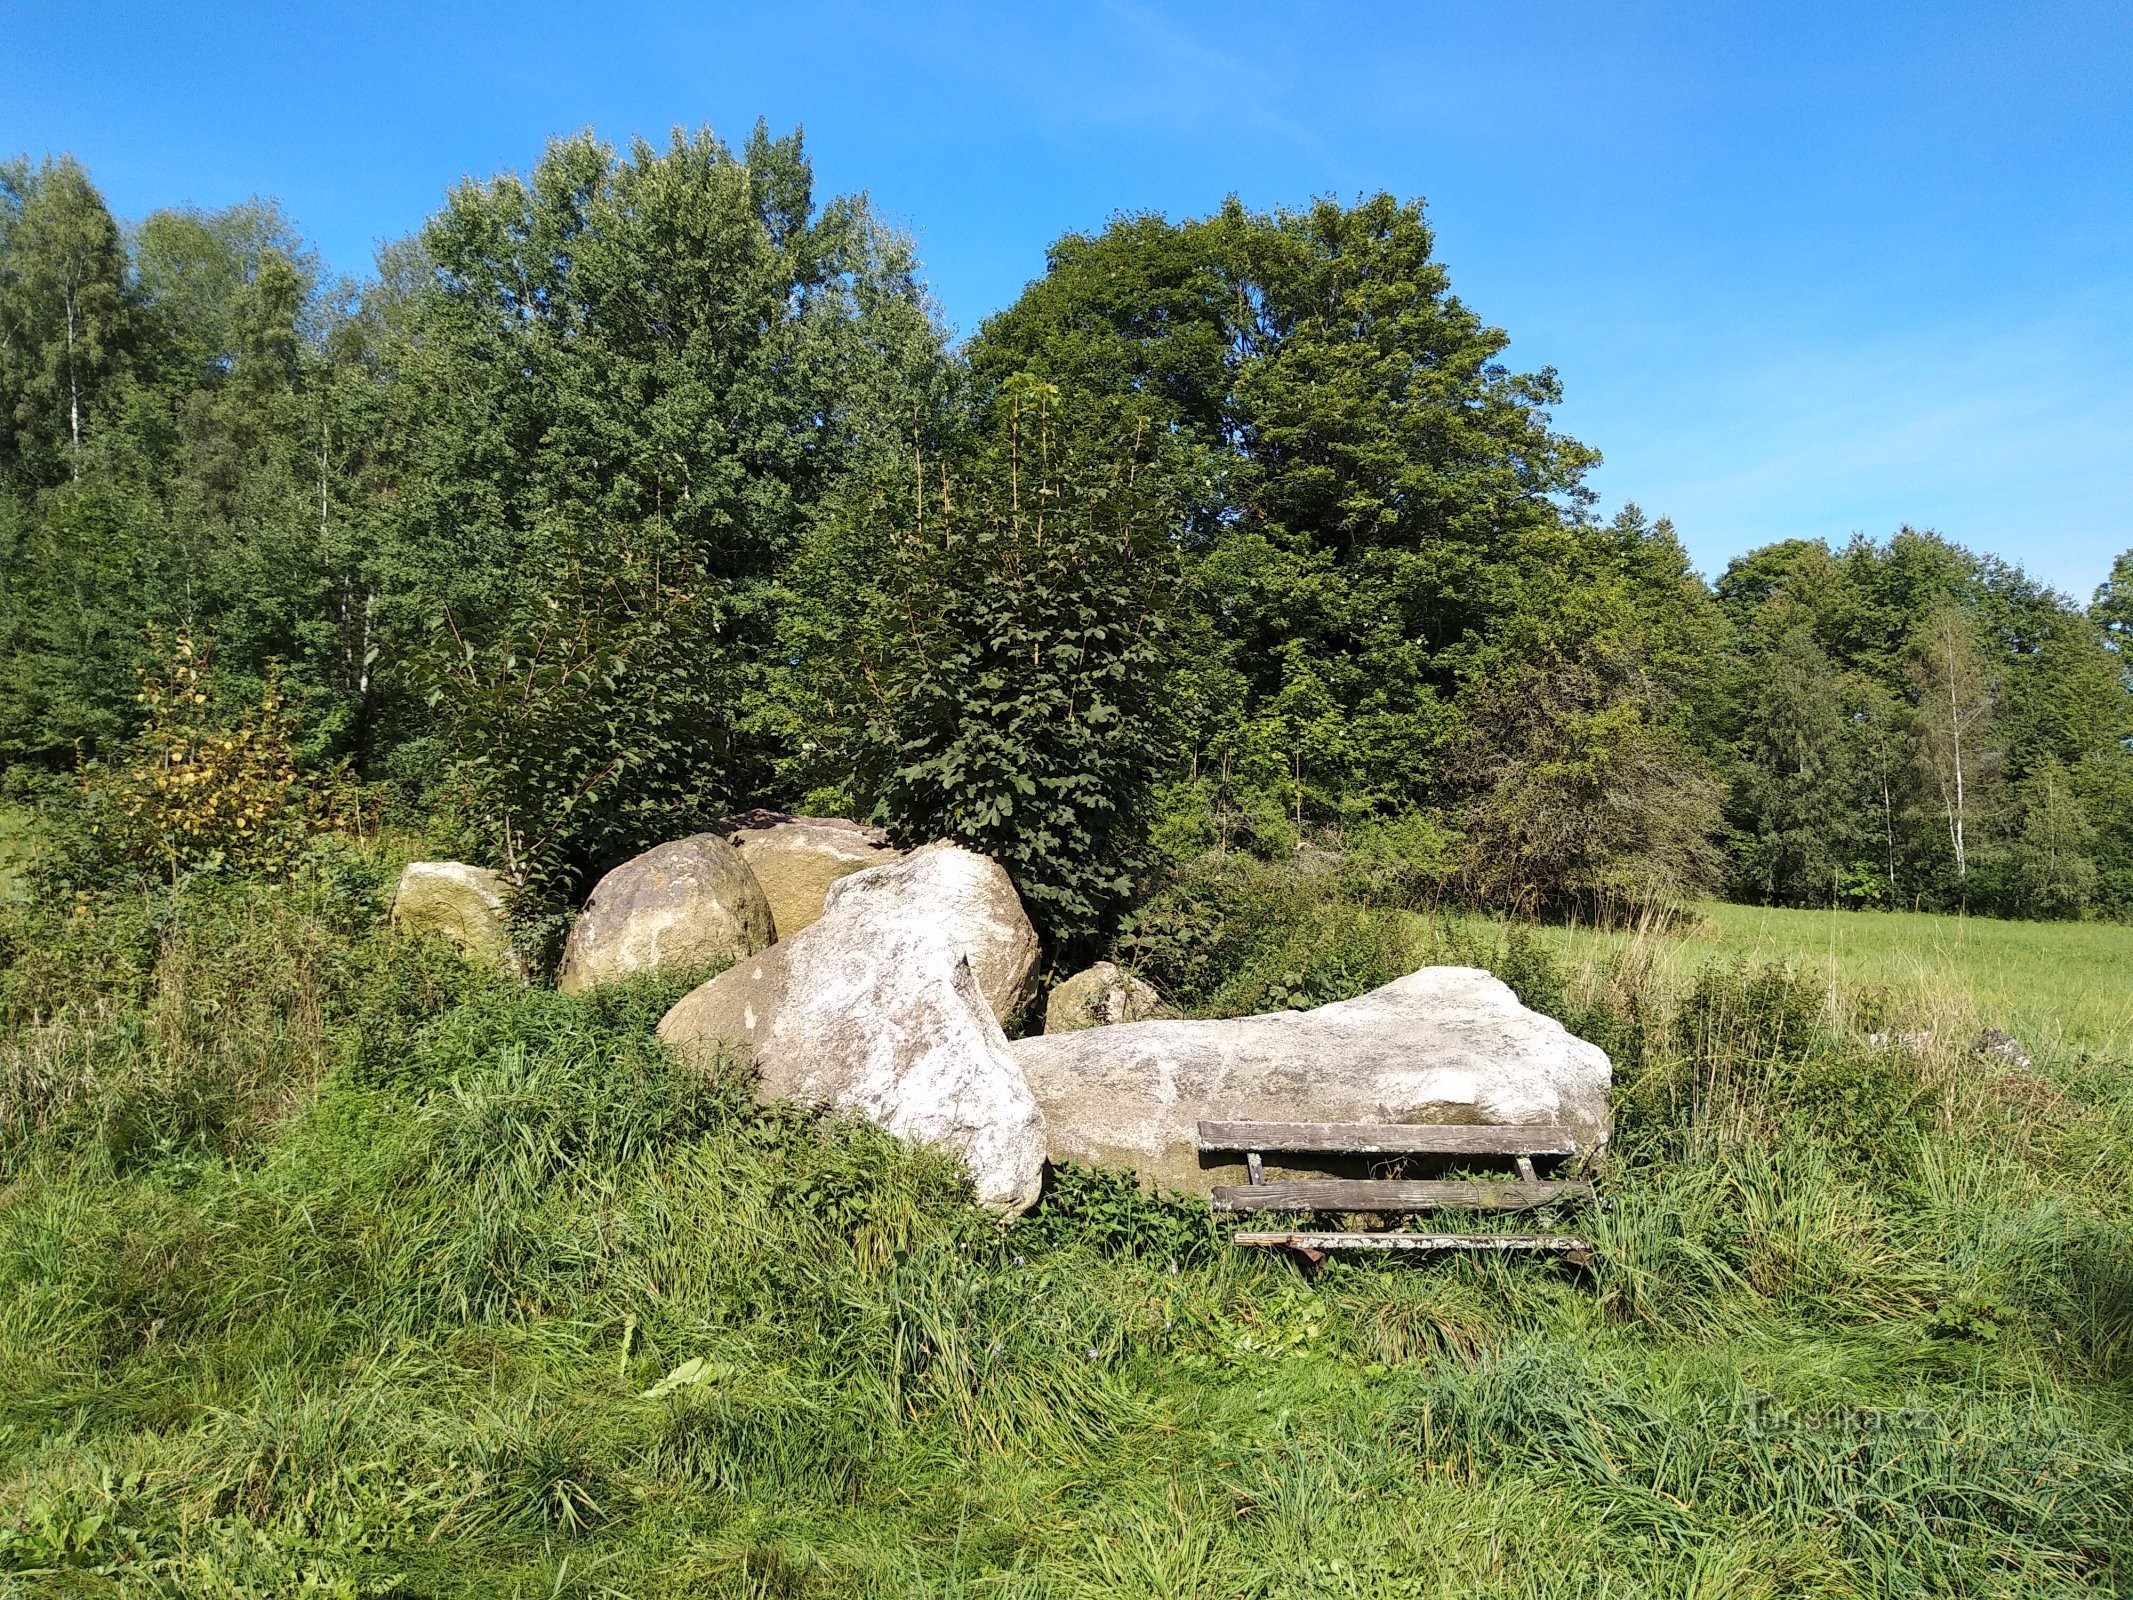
[[3, 139, 2128, 934]]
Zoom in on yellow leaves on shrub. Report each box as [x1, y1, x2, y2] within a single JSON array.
[[88, 631, 370, 880]]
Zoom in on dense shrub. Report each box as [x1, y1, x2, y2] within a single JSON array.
[[1111, 851, 1424, 1015]]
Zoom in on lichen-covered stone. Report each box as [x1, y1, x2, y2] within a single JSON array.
[[390, 861, 516, 972], [557, 834, 773, 993], [1044, 961, 1164, 1033], [726, 815, 900, 939]]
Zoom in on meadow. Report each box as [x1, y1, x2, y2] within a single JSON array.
[[1535, 901, 2133, 1059], [0, 850, 2129, 1597]]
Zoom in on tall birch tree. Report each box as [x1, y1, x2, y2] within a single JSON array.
[[1912, 606, 1998, 883]]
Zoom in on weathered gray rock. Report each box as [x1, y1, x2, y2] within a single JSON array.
[[818, 842, 1039, 1024], [656, 854, 1046, 1210], [1974, 1028, 2033, 1070], [726, 814, 900, 939], [390, 861, 517, 972], [557, 834, 774, 993], [1045, 961, 1165, 1034], [1010, 966, 1613, 1192]]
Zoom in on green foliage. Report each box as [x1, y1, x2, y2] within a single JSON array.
[[8, 146, 2129, 928], [421, 548, 729, 892], [382, 125, 947, 854], [1729, 605, 1860, 903], [1716, 529, 2133, 918], [66, 631, 370, 888], [1450, 638, 1724, 915], [0, 155, 136, 491], [1112, 851, 1422, 1014], [1014, 1162, 1222, 1265], [2000, 756, 2099, 917], [969, 194, 1603, 841], [831, 376, 1184, 946], [2092, 546, 2133, 649]]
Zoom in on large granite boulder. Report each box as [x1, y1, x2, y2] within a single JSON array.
[[1010, 967, 1612, 1192], [390, 861, 518, 972], [821, 842, 1039, 1024], [1045, 961, 1165, 1034], [725, 813, 900, 939], [656, 849, 1045, 1210], [557, 835, 774, 993]]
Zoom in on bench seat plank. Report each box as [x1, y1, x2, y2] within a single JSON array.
[[1212, 1177, 1591, 1213], [1196, 1120, 1584, 1157], [1234, 1230, 1592, 1254]]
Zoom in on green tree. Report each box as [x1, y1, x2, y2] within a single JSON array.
[[969, 195, 1601, 833], [2003, 757, 2097, 918], [1730, 610, 1858, 905], [2089, 548, 2133, 668], [1448, 637, 1723, 915], [381, 125, 946, 843], [0, 156, 136, 489], [830, 376, 1183, 946], [422, 539, 724, 892]]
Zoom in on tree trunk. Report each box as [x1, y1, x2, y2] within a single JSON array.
[[64, 283, 81, 480]]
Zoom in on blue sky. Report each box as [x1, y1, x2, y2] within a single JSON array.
[[6, 1, 2128, 596]]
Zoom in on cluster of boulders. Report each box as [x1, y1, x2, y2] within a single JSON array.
[[391, 821, 1614, 1214]]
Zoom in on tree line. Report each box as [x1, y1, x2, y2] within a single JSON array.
[[3, 130, 2129, 945]]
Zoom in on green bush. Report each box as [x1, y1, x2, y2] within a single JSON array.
[[1112, 851, 1423, 1016]]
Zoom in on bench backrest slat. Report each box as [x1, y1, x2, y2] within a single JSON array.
[[1196, 1120, 1583, 1157]]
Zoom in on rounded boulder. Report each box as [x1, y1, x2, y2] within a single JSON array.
[[1044, 961, 1165, 1033], [558, 834, 774, 993], [819, 842, 1039, 1024], [727, 814, 901, 939]]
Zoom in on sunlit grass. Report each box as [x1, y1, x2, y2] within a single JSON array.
[[0, 865, 2128, 1595], [0, 805, 28, 906], [1528, 900, 2133, 1062]]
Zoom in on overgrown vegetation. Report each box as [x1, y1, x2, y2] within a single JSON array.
[[2, 862, 2129, 1596], [4, 112, 2133, 1599]]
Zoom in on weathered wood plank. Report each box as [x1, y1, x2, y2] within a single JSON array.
[[1211, 1178, 1592, 1213], [1195, 1120, 1585, 1157], [1234, 1230, 1592, 1254]]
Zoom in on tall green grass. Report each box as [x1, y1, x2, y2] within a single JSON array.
[[1, 857, 2129, 1595]]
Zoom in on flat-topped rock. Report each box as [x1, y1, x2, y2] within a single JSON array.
[[1010, 967, 1612, 1193]]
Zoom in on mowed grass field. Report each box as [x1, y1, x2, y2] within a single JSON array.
[[1534, 901, 2133, 1063]]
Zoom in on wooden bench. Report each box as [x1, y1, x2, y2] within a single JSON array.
[[1195, 1120, 1599, 1265]]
